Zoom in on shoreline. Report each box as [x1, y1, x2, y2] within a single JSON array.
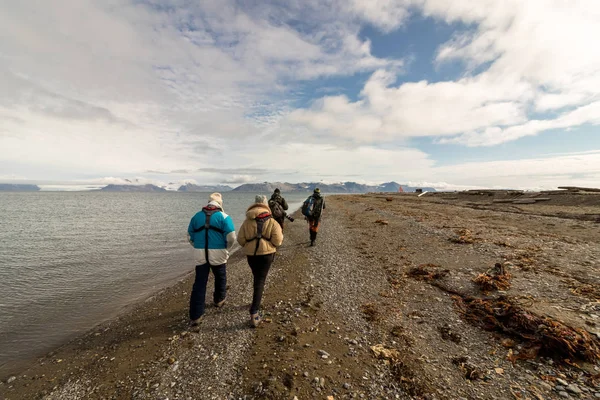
[[0, 245, 250, 380], [2, 193, 599, 399], [0, 201, 304, 381]]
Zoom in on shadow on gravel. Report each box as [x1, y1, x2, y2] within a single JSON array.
[[215, 321, 252, 332]]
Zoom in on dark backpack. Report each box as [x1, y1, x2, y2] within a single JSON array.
[[268, 199, 284, 219], [302, 196, 322, 218], [248, 212, 272, 256]]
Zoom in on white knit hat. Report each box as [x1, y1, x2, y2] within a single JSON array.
[[255, 195, 268, 205], [208, 192, 223, 208]]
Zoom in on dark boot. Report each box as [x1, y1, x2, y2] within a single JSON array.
[[309, 230, 316, 246]]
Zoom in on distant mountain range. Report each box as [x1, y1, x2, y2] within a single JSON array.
[[178, 183, 234, 192], [230, 181, 436, 193], [0, 181, 436, 193], [100, 184, 167, 192], [0, 184, 40, 191]]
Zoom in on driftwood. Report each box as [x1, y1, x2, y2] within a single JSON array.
[[512, 199, 537, 204], [558, 186, 600, 193], [512, 198, 551, 204], [464, 189, 525, 196], [541, 190, 571, 195]]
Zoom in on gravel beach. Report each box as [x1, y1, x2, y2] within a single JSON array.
[[1, 193, 599, 400]]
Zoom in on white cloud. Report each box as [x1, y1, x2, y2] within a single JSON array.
[[347, 0, 411, 32], [427, 151, 600, 190], [1, 0, 599, 189], [440, 101, 600, 146], [222, 175, 258, 184], [219, 142, 436, 185], [427, 0, 600, 94], [288, 0, 600, 147], [5, 144, 600, 191], [0, 0, 404, 180], [427, 0, 600, 139], [287, 69, 531, 143]]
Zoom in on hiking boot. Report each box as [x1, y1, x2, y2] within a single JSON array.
[[309, 231, 317, 246], [214, 297, 226, 308], [250, 313, 261, 328], [189, 316, 203, 329]]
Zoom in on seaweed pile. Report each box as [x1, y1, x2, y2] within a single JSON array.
[[406, 264, 449, 282], [406, 263, 600, 364], [455, 296, 600, 362], [449, 228, 479, 244], [473, 263, 512, 292]]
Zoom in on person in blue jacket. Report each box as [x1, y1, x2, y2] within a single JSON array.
[[187, 192, 236, 328]]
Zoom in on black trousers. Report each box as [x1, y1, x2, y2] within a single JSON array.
[[274, 216, 285, 230], [189, 263, 227, 320], [247, 254, 275, 314]]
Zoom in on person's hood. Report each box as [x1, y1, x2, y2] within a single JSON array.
[[246, 203, 271, 219]]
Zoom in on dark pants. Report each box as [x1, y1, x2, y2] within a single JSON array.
[[247, 254, 275, 314], [189, 263, 227, 320], [308, 218, 320, 242], [274, 216, 285, 231]]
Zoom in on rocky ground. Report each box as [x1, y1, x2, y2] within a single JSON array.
[[1, 193, 599, 400]]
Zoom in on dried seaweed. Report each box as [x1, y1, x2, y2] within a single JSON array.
[[449, 228, 480, 244], [406, 264, 449, 282], [473, 263, 512, 292], [360, 303, 380, 322], [451, 356, 484, 380], [569, 282, 600, 301], [454, 296, 600, 362]]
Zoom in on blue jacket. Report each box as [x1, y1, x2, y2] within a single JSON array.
[[187, 204, 236, 265]]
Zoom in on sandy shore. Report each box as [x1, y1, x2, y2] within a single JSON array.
[[1, 193, 599, 400]]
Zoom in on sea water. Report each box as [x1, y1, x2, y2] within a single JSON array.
[[0, 191, 307, 376]]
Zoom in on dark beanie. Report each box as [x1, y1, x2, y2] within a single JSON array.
[[274, 188, 280, 194]]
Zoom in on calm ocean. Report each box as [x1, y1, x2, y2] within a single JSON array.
[[0, 191, 308, 377]]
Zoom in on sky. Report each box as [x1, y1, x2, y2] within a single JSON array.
[[1, 0, 599, 190]]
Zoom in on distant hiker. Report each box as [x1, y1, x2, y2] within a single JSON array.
[[268, 188, 289, 230], [187, 193, 236, 328], [302, 188, 326, 246], [237, 195, 284, 327]]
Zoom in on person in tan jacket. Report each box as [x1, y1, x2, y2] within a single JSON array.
[[237, 195, 284, 327]]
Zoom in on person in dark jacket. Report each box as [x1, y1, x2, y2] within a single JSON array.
[[305, 188, 325, 246], [268, 188, 289, 230]]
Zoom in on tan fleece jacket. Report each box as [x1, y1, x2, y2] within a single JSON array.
[[237, 203, 283, 256]]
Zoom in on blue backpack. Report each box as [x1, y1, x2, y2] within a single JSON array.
[[302, 196, 322, 218]]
